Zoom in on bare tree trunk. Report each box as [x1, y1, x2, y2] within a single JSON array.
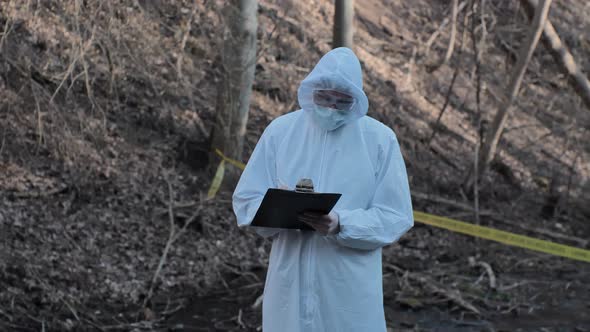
[[427, 5, 470, 145], [211, 0, 258, 165], [468, 0, 552, 188], [428, 0, 459, 73], [520, 0, 590, 110], [333, 0, 354, 48], [424, 1, 468, 58], [442, 0, 459, 65]]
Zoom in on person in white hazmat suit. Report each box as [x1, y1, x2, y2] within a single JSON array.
[[232, 47, 414, 332]]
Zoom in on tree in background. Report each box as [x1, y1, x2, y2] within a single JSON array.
[[520, 0, 590, 110], [466, 0, 552, 189], [210, 0, 258, 164], [333, 0, 354, 48]]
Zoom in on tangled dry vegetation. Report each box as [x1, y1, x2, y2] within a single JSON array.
[[0, 1, 269, 330], [0, 0, 589, 331]]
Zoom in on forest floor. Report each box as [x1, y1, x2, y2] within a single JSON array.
[[1, 0, 589, 331]]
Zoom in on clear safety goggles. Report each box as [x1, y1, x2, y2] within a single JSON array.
[[312, 89, 355, 111]]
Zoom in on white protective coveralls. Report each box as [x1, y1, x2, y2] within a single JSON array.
[[233, 47, 414, 332]]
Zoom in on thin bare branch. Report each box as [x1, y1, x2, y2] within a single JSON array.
[[424, 1, 468, 58], [473, 0, 553, 184]]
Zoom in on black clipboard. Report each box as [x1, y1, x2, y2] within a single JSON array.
[[251, 189, 342, 230]]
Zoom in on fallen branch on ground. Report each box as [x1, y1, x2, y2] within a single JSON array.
[[384, 263, 481, 315], [469, 257, 497, 289], [12, 184, 69, 198], [411, 191, 492, 215]]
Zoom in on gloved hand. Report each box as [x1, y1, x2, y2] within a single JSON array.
[[277, 178, 289, 190], [298, 211, 340, 235]]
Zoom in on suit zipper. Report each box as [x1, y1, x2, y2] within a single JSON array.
[[317, 131, 327, 191], [306, 130, 327, 321]]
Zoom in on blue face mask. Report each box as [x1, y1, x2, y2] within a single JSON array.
[[311, 105, 352, 131]]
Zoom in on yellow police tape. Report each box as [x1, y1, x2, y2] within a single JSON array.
[[207, 149, 247, 199], [207, 159, 226, 199], [215, 148, 247, 169], [413, 211, 590, 263], [208, 150, 590, 263]]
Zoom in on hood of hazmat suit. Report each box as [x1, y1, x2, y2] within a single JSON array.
[[233, 47, 414, 332], [297, 47, 369, 131]]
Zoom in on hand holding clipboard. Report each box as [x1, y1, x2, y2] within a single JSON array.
[[251, 179, 341, 230]]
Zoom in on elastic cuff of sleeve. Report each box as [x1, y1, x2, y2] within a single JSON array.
[[335, 209, 353, 240]]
